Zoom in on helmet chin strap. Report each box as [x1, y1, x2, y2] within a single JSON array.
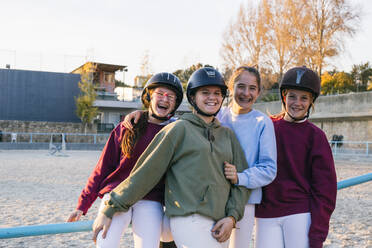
[[285, 107, 310, 122], [149, 105, 173, 121], [193, 103, 217, 117], [191, 97, 225, 117]]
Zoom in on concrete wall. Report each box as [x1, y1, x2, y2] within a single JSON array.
[[0, 120, 99, 143], [0, 143, 105, 150], [0, 120, 96, 134], [253, 91, 372, 141]]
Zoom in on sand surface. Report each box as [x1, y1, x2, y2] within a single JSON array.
[[0, 150, 371, 248]]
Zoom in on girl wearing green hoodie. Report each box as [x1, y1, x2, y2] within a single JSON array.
[[92, 67, 250, 248]]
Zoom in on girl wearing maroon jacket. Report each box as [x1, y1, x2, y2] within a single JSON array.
[[67, 72, 183, 248], [255, 67, 337, 248]]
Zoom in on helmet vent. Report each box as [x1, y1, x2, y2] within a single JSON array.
[[296, 70, 306, 84], [205, 69, 216, 77]]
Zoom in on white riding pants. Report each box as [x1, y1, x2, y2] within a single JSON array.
[[170, 214, 229, 248], [228, 204, 255, 248], [255, 212, 311, 248], [96, 194, 164, 248]]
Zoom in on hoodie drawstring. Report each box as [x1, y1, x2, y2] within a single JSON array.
[[205, 127, 215, 153]]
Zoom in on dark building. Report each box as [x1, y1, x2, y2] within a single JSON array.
[[0, 68, 81, 122]]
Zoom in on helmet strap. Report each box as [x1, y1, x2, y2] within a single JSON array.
[[285, 108, 310, 122], [149, 104, 173, 121], [282, 99, 311, 122], [190, 96, 225, 117]]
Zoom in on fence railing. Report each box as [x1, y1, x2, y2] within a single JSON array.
[[329, 140, 372, 156], [0, 131, 370, 155], [0, 173, 371, 239], [0, 131, 110, 144]]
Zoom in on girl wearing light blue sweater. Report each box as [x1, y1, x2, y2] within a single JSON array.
[[220, 66, 277, 248]]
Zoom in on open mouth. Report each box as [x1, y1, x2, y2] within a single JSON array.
[[238, 96, 252, 103], [153, 103, 172, 117], [157, 103, 169, 110], [289, 107, 305, 115]]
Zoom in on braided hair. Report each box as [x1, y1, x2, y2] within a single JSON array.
[[121, 111, 149, 157]]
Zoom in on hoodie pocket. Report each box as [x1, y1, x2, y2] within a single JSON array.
[[198, 185, 230, 220]]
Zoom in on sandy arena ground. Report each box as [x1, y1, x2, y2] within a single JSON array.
[[0, 150, 371, 248]]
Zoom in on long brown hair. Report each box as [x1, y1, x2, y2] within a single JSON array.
[[121, 111, 150, 157]]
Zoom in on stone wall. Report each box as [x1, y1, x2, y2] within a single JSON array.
[[0, 120, 96, 133], [253, 91, 372, 142], [0, 120, 99, 143]]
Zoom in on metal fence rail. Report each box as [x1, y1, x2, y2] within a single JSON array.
[[0, 131, 370, 155], [0, 221, 93, 239], [0, 131, 110, 144], [329, 140, 372, 156], [1, 173, 371, 239], [337, 173, 372, 190]]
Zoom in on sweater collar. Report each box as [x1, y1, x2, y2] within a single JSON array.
[[181, 113, 221, 129]]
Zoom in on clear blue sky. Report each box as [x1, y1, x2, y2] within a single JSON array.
[[1, 0, 371, 84]]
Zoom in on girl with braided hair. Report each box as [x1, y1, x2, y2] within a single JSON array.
[[67, 72, 183, 248]]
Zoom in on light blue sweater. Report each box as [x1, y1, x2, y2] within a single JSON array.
[[217, 107, 277, 204]]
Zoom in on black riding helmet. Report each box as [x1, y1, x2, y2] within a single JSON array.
[[142, 72, 183, 120], [186, 67, 227, 117], [279, 66, 321, 121]]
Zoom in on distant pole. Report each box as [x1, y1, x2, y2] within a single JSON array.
[[49, 134, 53, 150], [61, 133, 66, 151], [123, 67, 128, 84]]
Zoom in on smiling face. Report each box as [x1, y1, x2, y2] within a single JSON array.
[[231, 71, 260, 114], [193, 85, 223, 117], [148, 86, 177, 122], [283, 88, 313, 121]]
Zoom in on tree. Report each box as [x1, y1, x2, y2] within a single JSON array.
[[220, 0, 361, 79], [138, 50, 153, 87], [320, 71, 334, 95], [75, 73, 98, 133], [321, 71, 354, 95], [173, 63, 212, 90], [301, 0, 360, 76], [115, 79, 132, 88], [350, 62, 372, 92], [140, 50, 152, 76], [220, 1, 267, 69], [285, 0, 317, 70], [266, 0, 304, 79]]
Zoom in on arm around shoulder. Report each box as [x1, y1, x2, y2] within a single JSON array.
[[101, 123, 183, 218]]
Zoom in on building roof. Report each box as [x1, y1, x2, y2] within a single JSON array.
[[71, 62, 127, 73]]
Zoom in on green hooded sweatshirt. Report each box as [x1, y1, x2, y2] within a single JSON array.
[[103, 112, 250, 222]]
